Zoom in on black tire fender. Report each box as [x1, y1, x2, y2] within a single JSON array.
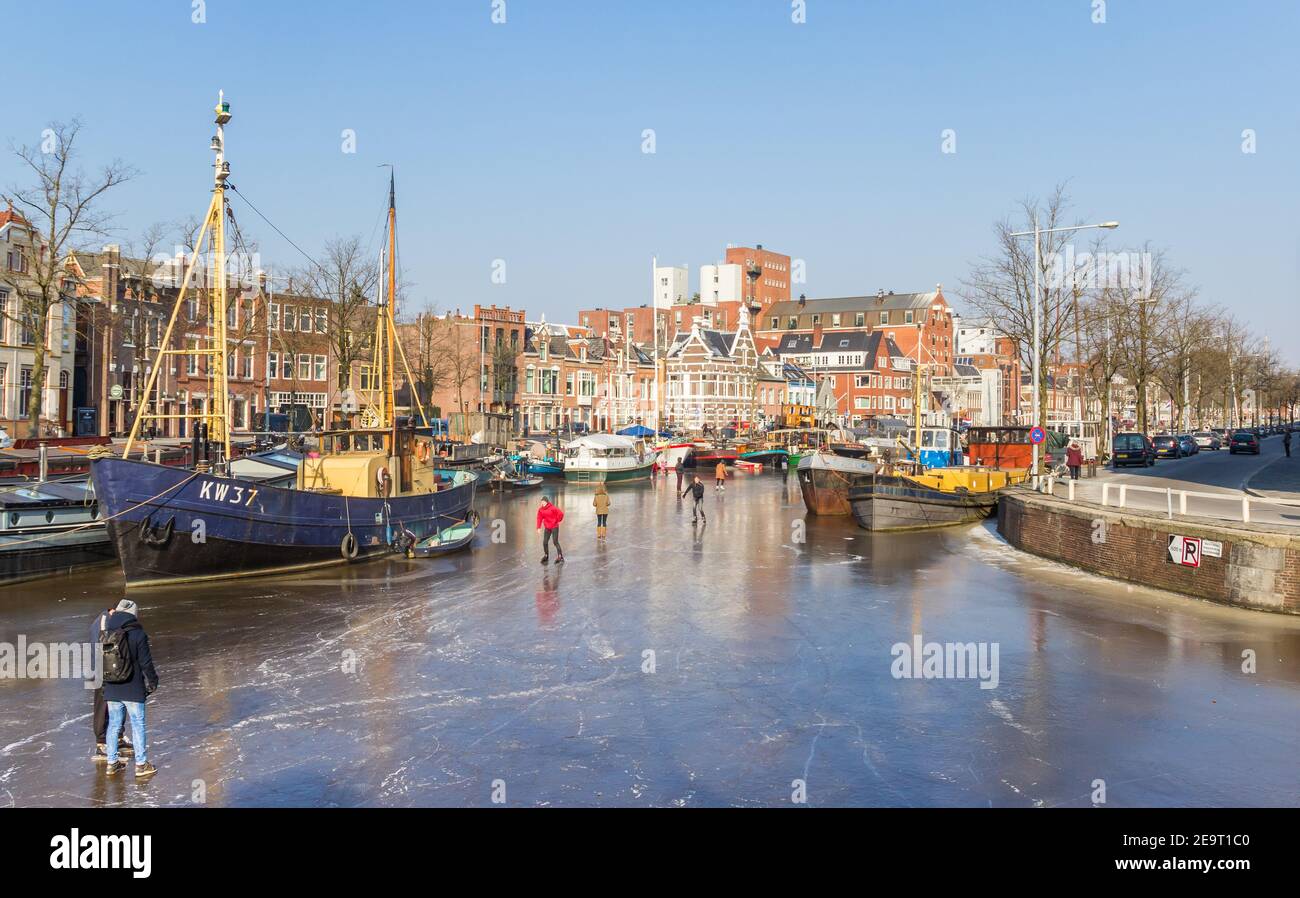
[[341, 532, 359, 560]]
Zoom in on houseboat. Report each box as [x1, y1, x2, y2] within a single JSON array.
[[563, 434, 657, 483]]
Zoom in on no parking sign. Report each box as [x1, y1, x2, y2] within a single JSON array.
[[1030, 426, 1046, 444]]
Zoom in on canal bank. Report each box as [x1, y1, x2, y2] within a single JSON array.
[[998, 488, 1300, 614]]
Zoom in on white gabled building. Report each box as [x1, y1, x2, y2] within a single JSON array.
[[663, 306, 762, 431]]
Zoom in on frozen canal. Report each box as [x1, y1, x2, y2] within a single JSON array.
[[2, 470, 1297, 807]]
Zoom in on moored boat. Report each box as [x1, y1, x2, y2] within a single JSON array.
[[847, 467, 1011, 532], [563, 434, 657, 483], [796, 450, 877, 515], [0, 479, 115, 585], [89, 93, 478, 587], [406, 518, 477, 557]]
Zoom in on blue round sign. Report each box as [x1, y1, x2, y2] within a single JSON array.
[[1030, 426, 1046, 444]]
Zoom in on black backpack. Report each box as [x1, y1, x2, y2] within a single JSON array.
[[100, 627, 134, 685]]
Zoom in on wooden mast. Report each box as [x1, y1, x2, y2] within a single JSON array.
[[386, 172, 398, 451]]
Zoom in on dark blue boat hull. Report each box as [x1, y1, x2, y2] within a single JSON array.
[[91, 457, 476, 587]]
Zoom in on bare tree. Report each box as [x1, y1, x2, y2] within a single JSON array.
[[2, 119, 134, 435], [959, 185, 1087, 429], [292, 235, 380, 404]]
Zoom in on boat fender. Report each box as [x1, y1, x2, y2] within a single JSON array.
[[341, 532, 359, 560], [376, 466, 392, 497]]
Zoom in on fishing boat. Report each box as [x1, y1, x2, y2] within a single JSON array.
[[796, 449, 877, 515], [0, 478, 115, 585], [90, 94, 477, 587], [656, 441, 694, 470], [563, 434, 657, 483]]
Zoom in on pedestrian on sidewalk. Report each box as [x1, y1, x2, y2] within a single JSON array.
[[536, 495, 565, 564], [1066, 441, 1083, 480], [100, 599, 159, 779], [90, 605, 132, 763], [593, 483, 610, 540], [715, 461, 727, 491], [682, 475, 707, 523]]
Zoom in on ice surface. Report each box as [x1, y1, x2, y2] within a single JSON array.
[[1, 471, 1297, 807]]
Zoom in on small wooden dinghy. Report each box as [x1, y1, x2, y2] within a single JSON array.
[[406, 519, 477, 557]]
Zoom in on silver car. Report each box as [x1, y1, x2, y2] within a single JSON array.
[[1193, 431, 1221, 450]]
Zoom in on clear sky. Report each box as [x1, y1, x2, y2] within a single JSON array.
[[3, 0, 1296, 360]]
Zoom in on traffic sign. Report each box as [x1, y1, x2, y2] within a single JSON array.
[[109, 384, 123, 400], [1030, 426, 1046, 444], [1167, 535, 1202, 568]]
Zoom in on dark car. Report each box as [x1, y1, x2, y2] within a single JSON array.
[[1152, 434, 1181, 459], [1229, 431, 1260, 454], [1112, 432, 1156, 467]]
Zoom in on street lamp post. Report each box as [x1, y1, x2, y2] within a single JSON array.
[[1008, 218, 1118, 481]]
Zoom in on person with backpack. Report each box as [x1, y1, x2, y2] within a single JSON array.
[[90, 605, 132, 763], [100, 599, 159, 779], [682, 475, 706, 524], [593, 483, 610, 540], [536, 495, 565, 564]]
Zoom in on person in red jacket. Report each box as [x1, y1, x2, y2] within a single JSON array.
[[536, 496, 565, 564], [1066, 441, 1083, 480]]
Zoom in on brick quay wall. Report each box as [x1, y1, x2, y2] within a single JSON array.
[[997, 489, 1300, 614]]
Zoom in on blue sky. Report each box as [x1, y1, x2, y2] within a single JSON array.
[[3, 0, 1297, 360]]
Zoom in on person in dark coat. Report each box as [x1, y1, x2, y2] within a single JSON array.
[[90, 605, 132, 762], [682, 475, 706, 524], [101, 599, 160, 779]]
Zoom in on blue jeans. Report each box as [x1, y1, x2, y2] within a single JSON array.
[[106, 701, 147, 765]]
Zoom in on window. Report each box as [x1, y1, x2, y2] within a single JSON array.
[[358, 365, 378, 391], [831, 314, 841, 327], [187, 295, 199, 322], [187, 339, 200, 375], [298, 353, 311, 380], [879, 312, 888, 325], [18, 366, 33, 418], [269, 303, 279, 331], [268, 351, 279, 379], [787, 316, 797, 330], [299, 308, 312, 333], [905, 310, 914, 324], [282, 306, 295, 331], [0, 289, 7, 342], [855, 313, 865, 327], [314, 354, 327, 381], [811, 314, 821, 325], [315, 308, 327, 334], [242, 351, 254, 379], [0, 363, 6, 417], [770, 316, 779, 329]]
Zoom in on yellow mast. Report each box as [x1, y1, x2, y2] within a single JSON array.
[[386, 173, 398, 445], [124, 91, 233, 465]]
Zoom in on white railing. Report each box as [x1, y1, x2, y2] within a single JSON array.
[[1030, 475, 1270, 524]]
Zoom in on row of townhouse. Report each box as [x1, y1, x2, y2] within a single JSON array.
[[66, 245, 376, 438]]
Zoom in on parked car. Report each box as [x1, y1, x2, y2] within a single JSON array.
[[1193, 432, 1221, 450], [1152, 434, 1182, 458], [1228, 431, 1260, 454], [1112, 432, 1156, 467], [1177, 434, 1199, 455]]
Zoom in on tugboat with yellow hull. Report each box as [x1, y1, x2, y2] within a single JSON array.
[[90, 93, 477, 587]]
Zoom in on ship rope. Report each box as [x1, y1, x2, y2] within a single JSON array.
[[0, 471, 199, 549]]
